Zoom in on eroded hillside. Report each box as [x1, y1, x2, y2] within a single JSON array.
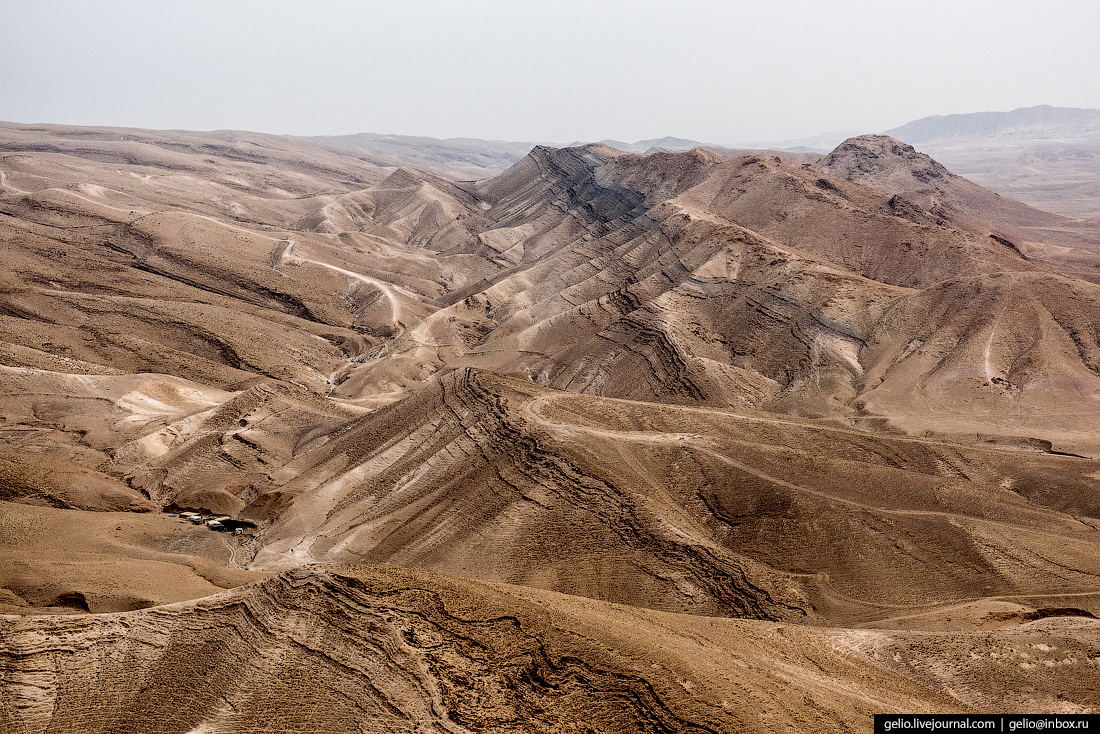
[[3, 123, 1100, 731], [4, 565, 1098, 733]]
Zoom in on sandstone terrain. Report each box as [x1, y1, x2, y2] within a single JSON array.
[[2, 121, 1100, 732]]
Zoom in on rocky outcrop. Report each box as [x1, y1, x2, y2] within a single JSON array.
[[0, 566, 730, 733], [4, 565, 1098, 733]]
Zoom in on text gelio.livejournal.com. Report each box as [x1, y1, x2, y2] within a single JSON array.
[[874, 715, 1100, 732]]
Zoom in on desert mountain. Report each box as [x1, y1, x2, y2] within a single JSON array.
[[4, 122, 1100, 730], [0, 121, 391, 200], [294, 133, 760, 179], [814, 134, 1100, 279], [885, 105, 1100, 145], [883, 105, 1100, 219], [309, 142, 1100, 455]]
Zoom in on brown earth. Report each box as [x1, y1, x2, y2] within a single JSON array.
[[2, 123, 1100, 731]]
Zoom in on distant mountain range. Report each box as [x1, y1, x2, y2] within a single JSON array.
[[294, 132, 535, 180], [293, 105, 1100, 217], [593, 136, 718, 154], [885, 104, 1100, 144]]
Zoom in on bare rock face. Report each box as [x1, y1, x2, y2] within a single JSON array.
[[814, 135, 951, 188]]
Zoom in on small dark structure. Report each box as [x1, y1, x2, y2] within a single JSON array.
[[217, 519, 258, 532]]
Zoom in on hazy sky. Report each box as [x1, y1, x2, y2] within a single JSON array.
[[3, 0, 1098, 144]]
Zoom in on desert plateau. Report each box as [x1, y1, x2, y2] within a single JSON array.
[[3, 118, 1100, 732]]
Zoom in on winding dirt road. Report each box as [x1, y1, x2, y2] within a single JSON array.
[[281, 239, 408, 330]]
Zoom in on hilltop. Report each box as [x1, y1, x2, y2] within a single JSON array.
[[883, 105, 1100, 218]]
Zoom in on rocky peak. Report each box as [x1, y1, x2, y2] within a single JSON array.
[[813, 134, 950, 186]]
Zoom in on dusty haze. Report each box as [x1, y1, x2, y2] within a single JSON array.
[[3, 1, 1099, 143]]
